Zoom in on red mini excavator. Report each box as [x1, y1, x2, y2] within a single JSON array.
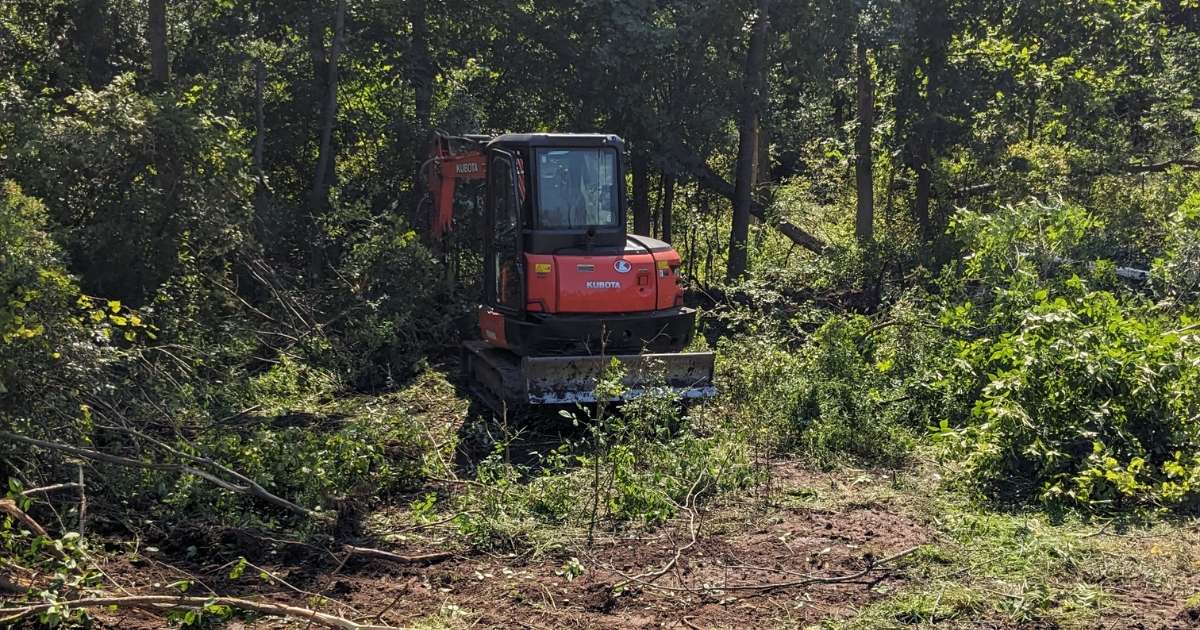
[[420, 132, 715, 410]]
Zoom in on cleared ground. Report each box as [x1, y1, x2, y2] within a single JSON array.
[[86, 453, 1200, 629]]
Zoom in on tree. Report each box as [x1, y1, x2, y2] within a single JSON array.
[[660, 173, 675, 243], [854, 31, 874, 244], [632, 151, 651, 235], [309, 0, 346, 279], [728, 0, 770, 281], [148, 0, 168, 86]]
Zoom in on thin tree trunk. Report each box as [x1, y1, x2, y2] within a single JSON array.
[[148, 0, 178, 299], [632, 152, 651, 235], [148, 0, 168, 86], [727, 0, 769, 282], [410, 0, 434, 187], [311, 0, 344, 209], [661, 174, 675, 243], [912, 141, 932, 242], [253, 59, 265, 179], [308, 0, 344, 281], [77, 0, 112, 88], [307, 3, 328, 97], [922, 46, 947, 244], [652, 172, 663, 237], [756, 123, 770, 195], [854, 36, 874, 244]]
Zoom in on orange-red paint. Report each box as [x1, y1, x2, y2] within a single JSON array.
[[478, 307, 508, 348], [652, 249, 683, 310], [431, 153, 487, 240], [522, 250, 687, 315]]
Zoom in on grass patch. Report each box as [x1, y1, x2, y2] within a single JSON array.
[[831, 456, 1200, 628]]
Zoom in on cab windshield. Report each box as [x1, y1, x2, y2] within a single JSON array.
[[535, 148, 618, 229]]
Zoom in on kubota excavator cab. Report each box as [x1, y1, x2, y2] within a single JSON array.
[[423, 132, 715, 409], [477, 134, 698, 356]]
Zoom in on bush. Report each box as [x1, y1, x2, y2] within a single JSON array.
[[454, 383, 758, 551], [324, 208, 464, 387], [716, 311, 922, 468], [0, 181, 120, 436], [933, 285, 1200, 509], [930, 199, 1200, 510]]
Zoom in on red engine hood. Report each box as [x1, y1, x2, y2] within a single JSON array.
[[553, 252, 658, 313]]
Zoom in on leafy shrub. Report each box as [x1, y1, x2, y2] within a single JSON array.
[[0, 181, 120, 435], [325, 206, 468, 387], [934, 284, 1200, 509], [0, 485, 100, 627], [455, 385, 758, 551], [931, 199, 1200, 510], [716, 313, 921, 468], [1152, 191, 1200, 301]]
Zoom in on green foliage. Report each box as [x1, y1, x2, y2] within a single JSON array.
[[0, 181, 117, 430], [323, 206, 465, 387], [931, 199, 1200, 510], [716, 312, 922, 468], [454, 387, 757, 551], [934, 286, 1200, 509], [2, 481, 101, 628], [8, 74, 253, 305]]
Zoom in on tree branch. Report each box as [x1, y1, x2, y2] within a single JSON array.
[[0, 431, 331, 523], [342, 545, 453, 565], [664, 139, 827, 255], [0, 595, 396, 629], [1123, 157, 1200, 173]]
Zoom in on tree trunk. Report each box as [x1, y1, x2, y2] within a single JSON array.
[[854, 36, 874, 244], [308, 0, 345, 281], [632, 152, 651, 236], [311, 0, 344, 210], [660, 174, 675, 243], [253, 59, 265, 179], [923, 45, 947, 244], [756, 123, 770, 195], [410, 0, 434, 186], [76, 0, 112, 89], [307, 2, 328, 108], [148, 0, 168, 86], [664, 139, 825, 254], [727, 0, 769, 282]]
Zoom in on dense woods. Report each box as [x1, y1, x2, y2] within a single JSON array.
[[2, 0, 1200, 627]]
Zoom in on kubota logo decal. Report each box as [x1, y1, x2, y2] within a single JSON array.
[[586, 281, 621, 289], [455, 162, 480, 174], [614, 259, 632, 273]]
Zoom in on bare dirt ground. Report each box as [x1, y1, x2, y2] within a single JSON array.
[[49, 448, 1190, 624], [90, 467, 932, 629], [76, 461, 1200, 629]]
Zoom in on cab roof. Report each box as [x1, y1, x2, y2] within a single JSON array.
[[488, 133, 624, 150]]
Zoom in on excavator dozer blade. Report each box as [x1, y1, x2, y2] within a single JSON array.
[[463, 341, 716, 409]]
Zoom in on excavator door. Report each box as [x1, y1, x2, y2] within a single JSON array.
[[484, 149, 523, 312]]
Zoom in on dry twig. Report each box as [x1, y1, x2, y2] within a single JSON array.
[[342, 545, 453, 565], [0, 595, 396, 629], [614, 472, 706, 590], [19, 482, 82, 496]]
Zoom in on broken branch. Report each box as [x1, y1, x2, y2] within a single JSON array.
[[342, 545, 453, 565], [0, 595, 396, 630], [0, 431, 332, 523]]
